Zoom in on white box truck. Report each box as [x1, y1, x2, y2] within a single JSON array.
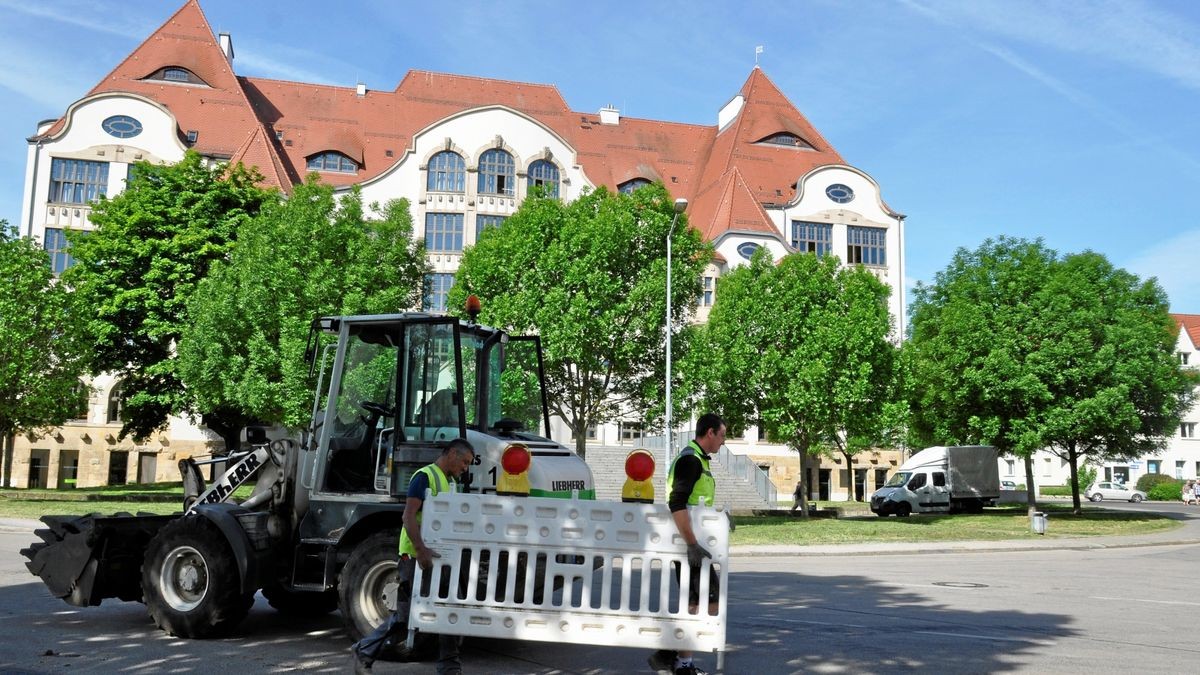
[[870, 446, 1000, 517]]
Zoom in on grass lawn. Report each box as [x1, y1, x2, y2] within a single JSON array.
[[731, 503, 1179, 545], [2, 486, 1180, 546], [0, 482, 252, 521]]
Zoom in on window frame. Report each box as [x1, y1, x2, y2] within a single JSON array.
[[618, 178, 652, 194], [423, 272, 455, 312], [49, 158, 109, 205], [791, 220, 832, 257], [846, 225, 886, 266], [477, 149, 515, 196], [43, 227, 76, 275], [426, 151, 466, 192], [476, 214, 506, 240], [306, 151, 358, 174], [424, 212, 465, 253], [527, 159, 560, 198]]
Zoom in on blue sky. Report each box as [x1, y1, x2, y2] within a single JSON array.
[[1, 0, 1197, 314]]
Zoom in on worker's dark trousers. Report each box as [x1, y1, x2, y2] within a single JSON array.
[[351, 555, 461, 673]]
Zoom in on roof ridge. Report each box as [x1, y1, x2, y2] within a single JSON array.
[[402, 69, 565, 91], [242, 75, 367, 92], [742, 68, 841, 156]]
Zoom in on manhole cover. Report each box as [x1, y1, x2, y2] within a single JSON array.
[[932, 581, 989, 588]]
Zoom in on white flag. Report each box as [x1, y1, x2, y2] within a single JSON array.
[[755, 45, 764, 55]]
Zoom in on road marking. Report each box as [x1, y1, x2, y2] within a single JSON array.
[[916, 630, 1056, 645], [1092, 595, 1200, 607]]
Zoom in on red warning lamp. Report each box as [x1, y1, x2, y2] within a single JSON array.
[[622, 448, 656, 503], [497, 443, 531, 496], [465, 294, 482, 322]]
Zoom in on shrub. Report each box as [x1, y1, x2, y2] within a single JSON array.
[[1136, 472, 1177, 493], [1077, 465, 1097, 491], [1039, 485, 1073, 496], [1148, 479, 1185, 501]]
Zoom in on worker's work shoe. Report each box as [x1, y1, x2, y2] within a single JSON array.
[[675, 664, 709, 675], [648, 650, 676, 674]]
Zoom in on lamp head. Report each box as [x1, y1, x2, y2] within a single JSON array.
[[673, 198, 688, 214]]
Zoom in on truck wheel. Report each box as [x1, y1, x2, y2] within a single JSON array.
[[262, 580, 338, 616], [142, 516, 253, 638], [338, 531, 400, 641], [896, 503, 912, 518]]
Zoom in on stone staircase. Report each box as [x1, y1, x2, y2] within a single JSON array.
[[582, 443, 776, 511]]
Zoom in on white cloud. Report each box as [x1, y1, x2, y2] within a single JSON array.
[[907, 0, 1200, 90], [0, 0, 147, 39], [1122, 228, 1200, 314]]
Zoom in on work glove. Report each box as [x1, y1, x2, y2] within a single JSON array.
[[687, 542, 712, 567]]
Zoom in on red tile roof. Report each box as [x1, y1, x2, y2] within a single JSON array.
[[1172, 314, 1200, 349], [49, 1, 852, 245]]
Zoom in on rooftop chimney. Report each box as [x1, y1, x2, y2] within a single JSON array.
[[599, 105, 620, 125], [356, 82, 367, 97], [219, 32, 234, 62]]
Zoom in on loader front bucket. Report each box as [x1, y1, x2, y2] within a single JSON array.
[[20, 512, 179, 607]]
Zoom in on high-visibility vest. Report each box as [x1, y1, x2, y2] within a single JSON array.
[[667, 440, 716, 506], [398, 463, 453, 556]]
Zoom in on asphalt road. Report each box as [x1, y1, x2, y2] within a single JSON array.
[[2, 502, 1198, 674]]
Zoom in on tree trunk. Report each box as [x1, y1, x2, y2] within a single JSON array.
[[796, 450, 810, 519], [1067, 442, 1081, 515], [841, 449, 855, 502], [1024, 455, 1037, 517], [0, 431, 12, 488], [574, 424, 587, 461]]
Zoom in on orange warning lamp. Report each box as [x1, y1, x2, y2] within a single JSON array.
[[496, 443, 531, 496], [621, 448, 656, 503]]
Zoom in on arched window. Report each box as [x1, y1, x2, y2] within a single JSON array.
[[107, 381, 124, 424], [618, 178, 653, 194], [756, 132, 813, 149], [477, 149, 515, 196], [427, 151, 465, 192], [306, 152, 358, 173], [527, 160, 559, 198]]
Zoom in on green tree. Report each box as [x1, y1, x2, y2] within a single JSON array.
[[907, 237, 1058, 513], [690, 250, 898, 510], [907, 238, 1195, 514], [177, 181, 428, 445], [64, 152, 274, 443], [448, 184, 710, 457], [1027, 251, 1195, 513], [0, 222, 89, 486]]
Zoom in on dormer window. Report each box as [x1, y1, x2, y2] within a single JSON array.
[[307, 151, 358, 174], [618, 178, 653, 194], [756, 132, 813, 149], [145, 66, 209, 86]]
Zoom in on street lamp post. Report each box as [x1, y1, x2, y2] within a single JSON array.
[[664, 197, 688, 490]]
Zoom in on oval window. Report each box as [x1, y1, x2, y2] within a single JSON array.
[[102, 115, 143, 139], [736, 242, 761, 260], [826, 183, 854, 204]]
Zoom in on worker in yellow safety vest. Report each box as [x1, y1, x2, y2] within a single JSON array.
[[649, 413, 726, 675], [352, 438, 475, 675]]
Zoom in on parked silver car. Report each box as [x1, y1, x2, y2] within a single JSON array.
[[1086, 481, 1146, 502]]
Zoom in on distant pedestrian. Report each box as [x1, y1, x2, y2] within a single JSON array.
[[1193, 480, 1200, 506], [1184, 481, 1194, 505], [790, 481, 803, 512]]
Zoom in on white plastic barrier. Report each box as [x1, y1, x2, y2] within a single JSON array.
[[410, 491, 729, 666]]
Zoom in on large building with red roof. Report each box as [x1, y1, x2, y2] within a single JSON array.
[[16, 0, 908, 498]]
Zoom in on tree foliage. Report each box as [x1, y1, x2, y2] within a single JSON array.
[[177, 180, 428, 441], [63, 152, 273, 441], [688, 249, 898, 506], [907, 237, 1196, 513], [448, 184, 710, 457], [0, 221, 90, 486]]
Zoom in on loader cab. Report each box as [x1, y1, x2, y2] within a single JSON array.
[[308, 314, 551, 500]]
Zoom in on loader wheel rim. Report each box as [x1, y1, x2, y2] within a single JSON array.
[[160, 545, 209, 612], [356, 560, 398, 628]]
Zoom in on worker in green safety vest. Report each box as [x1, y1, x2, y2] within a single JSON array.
[[352, 438, 476, 675], [649, 413, 726, 675]]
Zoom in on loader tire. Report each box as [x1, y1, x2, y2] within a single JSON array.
[[338, 531, 400, 641], [337, 531, 434, 661], [262, 580, 338, 617], [142, 516, 253, 638]]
